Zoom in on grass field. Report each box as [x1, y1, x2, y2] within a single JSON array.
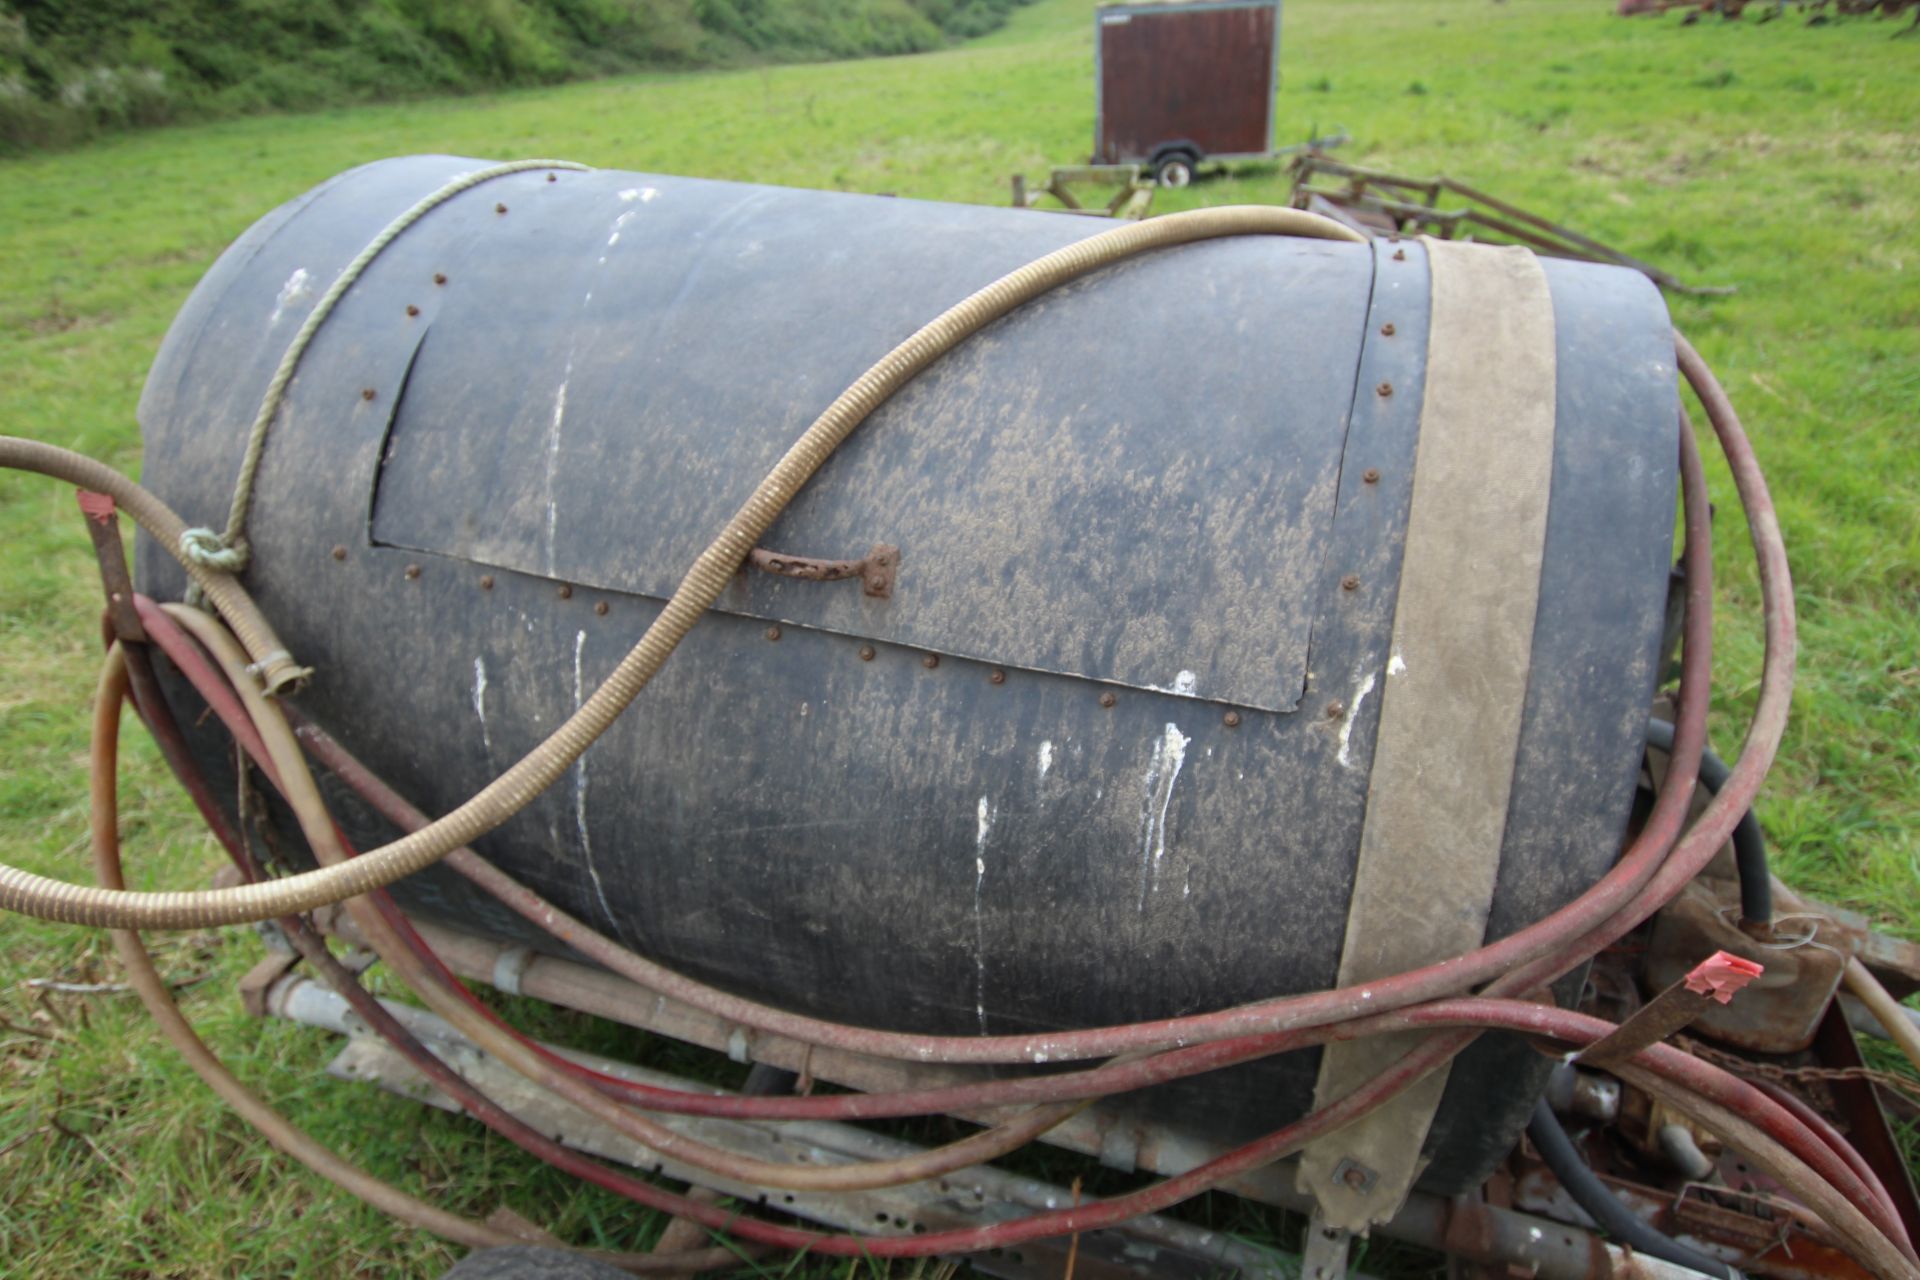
[[2, 0, 1918, 1275]]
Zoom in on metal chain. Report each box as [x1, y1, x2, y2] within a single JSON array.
[[1677, 1035, 1920, 1111]]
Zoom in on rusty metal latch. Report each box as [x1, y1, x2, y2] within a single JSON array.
[[746, 544, 898, 599]]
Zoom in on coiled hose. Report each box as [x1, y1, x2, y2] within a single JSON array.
[[93, 629, 1917, 1271], [74, 355, 1917, 1275], [15, 207, 1916, 1275]]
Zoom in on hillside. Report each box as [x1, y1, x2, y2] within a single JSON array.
[[0, 0, 1030, 152]]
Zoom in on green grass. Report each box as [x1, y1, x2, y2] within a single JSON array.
[[2, 0, 1918, 1274], [0, 0, 1038, 154]]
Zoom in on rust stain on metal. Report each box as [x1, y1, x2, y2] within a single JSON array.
[[403, 564, 421, 580]]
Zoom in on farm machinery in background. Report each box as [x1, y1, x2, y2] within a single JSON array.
[[1616, 0, 1918, 28], [1010, 1, 1725, 299]]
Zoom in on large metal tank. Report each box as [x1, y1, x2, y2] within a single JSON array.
[[134, 156, 1678, 1193]]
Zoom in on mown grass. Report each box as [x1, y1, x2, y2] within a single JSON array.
[[1, 0, 1917, 1274]]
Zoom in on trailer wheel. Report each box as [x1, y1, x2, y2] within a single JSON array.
[[1152, 151, 1198, 189]]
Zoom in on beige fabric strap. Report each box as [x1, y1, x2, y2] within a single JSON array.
[[1296, 239, 1558, 1229]]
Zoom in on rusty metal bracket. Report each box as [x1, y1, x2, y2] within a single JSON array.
[[1578, 950, 1763, 1069], [77, 491, 147, 644], [747, 543, 898, 598]]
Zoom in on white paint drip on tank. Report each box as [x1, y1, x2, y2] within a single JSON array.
[[573, 630, 617, 932], [617, 187, 659, 203], [974, 795, 993, 1034], [1337, 670, 1377, 769], [1144, 670, 1200, 697], [1137, 723, 1191, 910], [542, 356, 574, 576], [471, 657, 491, 754], [270, 267, 310, 325], [1037, 740, 1053, 784]]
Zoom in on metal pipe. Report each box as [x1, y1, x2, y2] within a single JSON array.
[[1530, 1101, 1739, 1280], [265, 974, 1294, 1280]]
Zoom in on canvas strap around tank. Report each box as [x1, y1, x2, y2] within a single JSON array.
[[1296, 238, 1558, 1230]]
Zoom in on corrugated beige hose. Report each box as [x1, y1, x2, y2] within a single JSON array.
[[1, 205, 1363, 931]]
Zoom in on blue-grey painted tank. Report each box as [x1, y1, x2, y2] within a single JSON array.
[[135, 157, 1679, 1191]]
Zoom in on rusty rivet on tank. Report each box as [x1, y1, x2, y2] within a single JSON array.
[[1325, 700, 1345, 720], [1380, 322, 1396, 337], [495, 203, 508, 215], [1099, 691, 1117, 709], [479, 575, 494, 590], [921, 653, 939, 669], [361, 387, 377, 401], [546, 173, 558, 183], [1362, 467, 1381, 484], [1376, 381, 1393, 398], [557, 584, 572, 600], [1223, 710, 1241, 728], [330, 545, 347, 561], [1341, 574, 1360, 592], [404, 564, 421, 580], [594, 601, 609, 616], [766, 626, 782, 642], [406, 304, 420, 317], [1392, 248, 1407, 262], [858, 644, 876, 662], [433, 272, 448, 286], [989, 669, 1006, 685]]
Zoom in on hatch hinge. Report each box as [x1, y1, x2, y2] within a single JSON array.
[[746, 544, 898, 599]]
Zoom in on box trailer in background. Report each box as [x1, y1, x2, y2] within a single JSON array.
[[1093, 0, 1281, 187]]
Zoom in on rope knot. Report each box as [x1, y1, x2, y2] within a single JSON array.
[[179, 527, 249, 573]]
